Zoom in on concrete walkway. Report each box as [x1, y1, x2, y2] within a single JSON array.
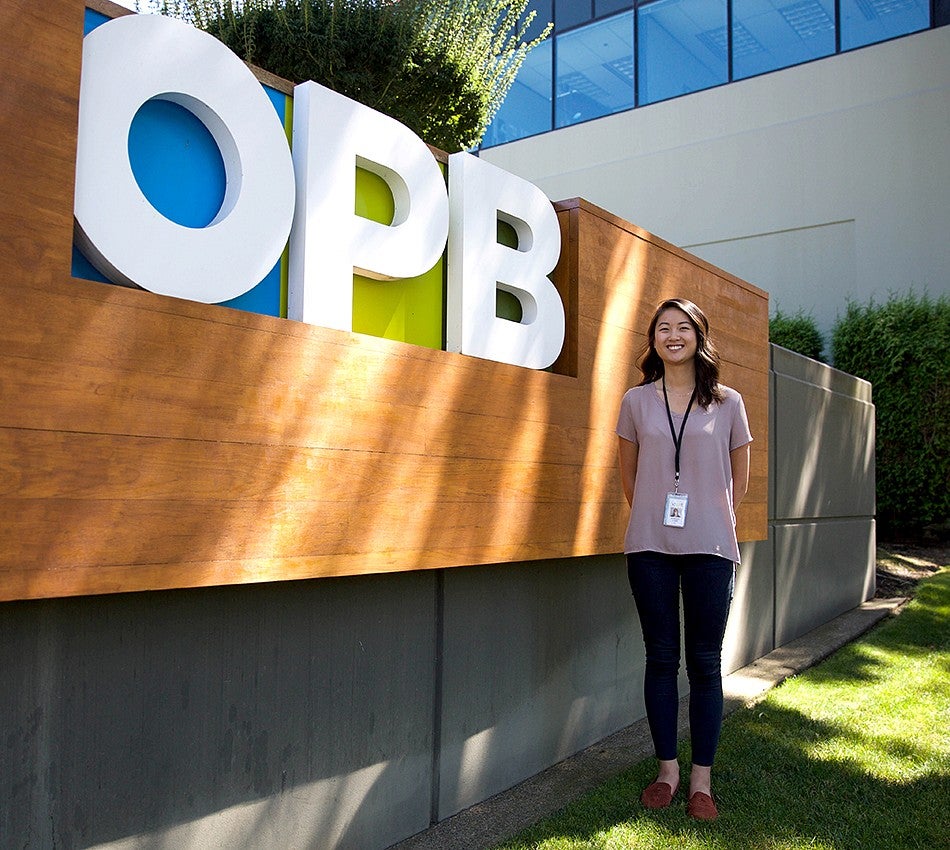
[[389, 596, 906, 850]]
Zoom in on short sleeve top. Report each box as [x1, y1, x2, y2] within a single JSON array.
[[615, 383, 753, 562]]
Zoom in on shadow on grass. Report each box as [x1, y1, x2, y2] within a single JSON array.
[[494, 571, 950, 850], [788, 569, 950, 694], [497, 710, 948, 849]]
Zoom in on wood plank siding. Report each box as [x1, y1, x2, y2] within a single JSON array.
[[0, 0, 768, 600]]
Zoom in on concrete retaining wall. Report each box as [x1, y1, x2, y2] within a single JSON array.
[[0, 347, 875, 849], [770, 346, 877, 645]]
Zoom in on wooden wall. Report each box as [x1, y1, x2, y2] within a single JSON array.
[[0, 0, 768, 601]]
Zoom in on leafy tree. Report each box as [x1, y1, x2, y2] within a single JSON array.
[[831, 292, 949, 539], [769, 308, 825, 362], [148, 0, 551, 151]]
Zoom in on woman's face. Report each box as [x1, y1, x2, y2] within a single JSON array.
[[653, 307, 698, 368]]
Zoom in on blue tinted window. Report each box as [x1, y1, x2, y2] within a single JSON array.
[[637, 0, 728, 106], [484, 0, 935, 149], [483, 39, 553, 146], [526, 0, 555, 40], [556, 0, 593, 31], [555, 11, 634, 127], [554, 0, 593, 32], [839, 0, 929, 50], [596, 0, 633, 15], [732, 0, 836, 80]]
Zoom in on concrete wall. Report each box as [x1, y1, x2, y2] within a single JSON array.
[[0, 348, 874, 849], [1, 572, 440, 850], [770, 346, 877, 645], [482, 26, 950, 340]]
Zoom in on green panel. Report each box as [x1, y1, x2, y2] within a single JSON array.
[[352, 166, 445, 350], [496, 219, 523, 323]]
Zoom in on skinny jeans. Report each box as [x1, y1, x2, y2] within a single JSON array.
[[626, 551, 735, 766]]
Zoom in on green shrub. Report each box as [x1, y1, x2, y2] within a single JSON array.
[[831, 292, 950, 539], [769, 309, 825, 361], [152, 0, 551, 152]]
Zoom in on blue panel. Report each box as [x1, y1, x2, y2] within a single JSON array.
[[637, 0, 728, 106], [264, 84, 288, 125], [483, 40, 553, 146], [733, 0, 836, 80], [83, 8, 110, 34], [555, 11, 634, 128], [839, 0, 929, 50], [220, 257, 283, 315], [71, 244, 110, 284], [128, 99, 227, 228]]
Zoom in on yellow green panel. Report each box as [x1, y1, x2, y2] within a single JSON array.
[[352, 165, 445, 350], [279, 93, 293, 318]]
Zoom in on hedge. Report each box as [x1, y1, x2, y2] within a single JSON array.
[[769, 309, 825, 362], [831, 292, 949, 539]]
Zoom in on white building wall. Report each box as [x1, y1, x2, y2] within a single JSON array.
[[483, 26, 950, 343]]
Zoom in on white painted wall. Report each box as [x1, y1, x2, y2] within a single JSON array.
[[483, 27, 950, 345]]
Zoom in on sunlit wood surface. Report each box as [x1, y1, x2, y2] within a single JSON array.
[[0, 0, 767, 600]]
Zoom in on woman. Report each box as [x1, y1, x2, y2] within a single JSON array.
[[616, 298, 752, 821]]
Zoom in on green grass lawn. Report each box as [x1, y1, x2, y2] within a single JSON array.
[[493, 568, 950, 850]]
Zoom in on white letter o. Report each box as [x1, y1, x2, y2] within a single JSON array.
[[74, 14, 295, 304]]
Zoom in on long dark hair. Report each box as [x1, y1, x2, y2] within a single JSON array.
[[638, 298, 724, 408]]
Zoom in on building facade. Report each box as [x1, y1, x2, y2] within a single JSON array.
[[484, 2, 950, 347]]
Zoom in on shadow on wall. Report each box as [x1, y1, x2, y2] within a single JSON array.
[[2, 294, 600, 847], [1, 215, 770, 850], [2, 570, 445, 849], [2, 345, 869, 850], [770, 346, 877, 646]]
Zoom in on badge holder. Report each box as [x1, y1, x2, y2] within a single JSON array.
[[664, 483, 688, 528]]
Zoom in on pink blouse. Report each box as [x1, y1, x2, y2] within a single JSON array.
[[616, 383, 753, 562]]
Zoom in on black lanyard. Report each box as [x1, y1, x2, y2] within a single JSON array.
[[662, 380, 696, 493]]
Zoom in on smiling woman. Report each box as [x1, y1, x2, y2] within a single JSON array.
[[616, 297, 753, 821]]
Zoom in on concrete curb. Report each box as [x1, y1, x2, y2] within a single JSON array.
[[388, 596, 907, 850]]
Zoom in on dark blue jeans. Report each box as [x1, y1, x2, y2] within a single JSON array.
[[627, 551, 735, 766]]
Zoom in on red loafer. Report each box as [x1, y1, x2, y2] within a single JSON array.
[[686, 791, 718, 821], [640, 780, 678, 809]]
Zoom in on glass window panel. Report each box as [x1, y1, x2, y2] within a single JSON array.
[[525, 0, 555, 41], [637, 0, 728, 106], [596, 0, 633, 16], [555, 12, 635, 128], [556, 0, 593, 31], [840, 0, 929, 50], [732, 0, 836, 80], [482, 39, 553, 147]]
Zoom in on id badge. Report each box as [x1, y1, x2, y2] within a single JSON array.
[[663, 492, 688, 527]]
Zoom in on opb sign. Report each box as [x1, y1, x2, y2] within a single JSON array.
[[74, 14, 565, 371]]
